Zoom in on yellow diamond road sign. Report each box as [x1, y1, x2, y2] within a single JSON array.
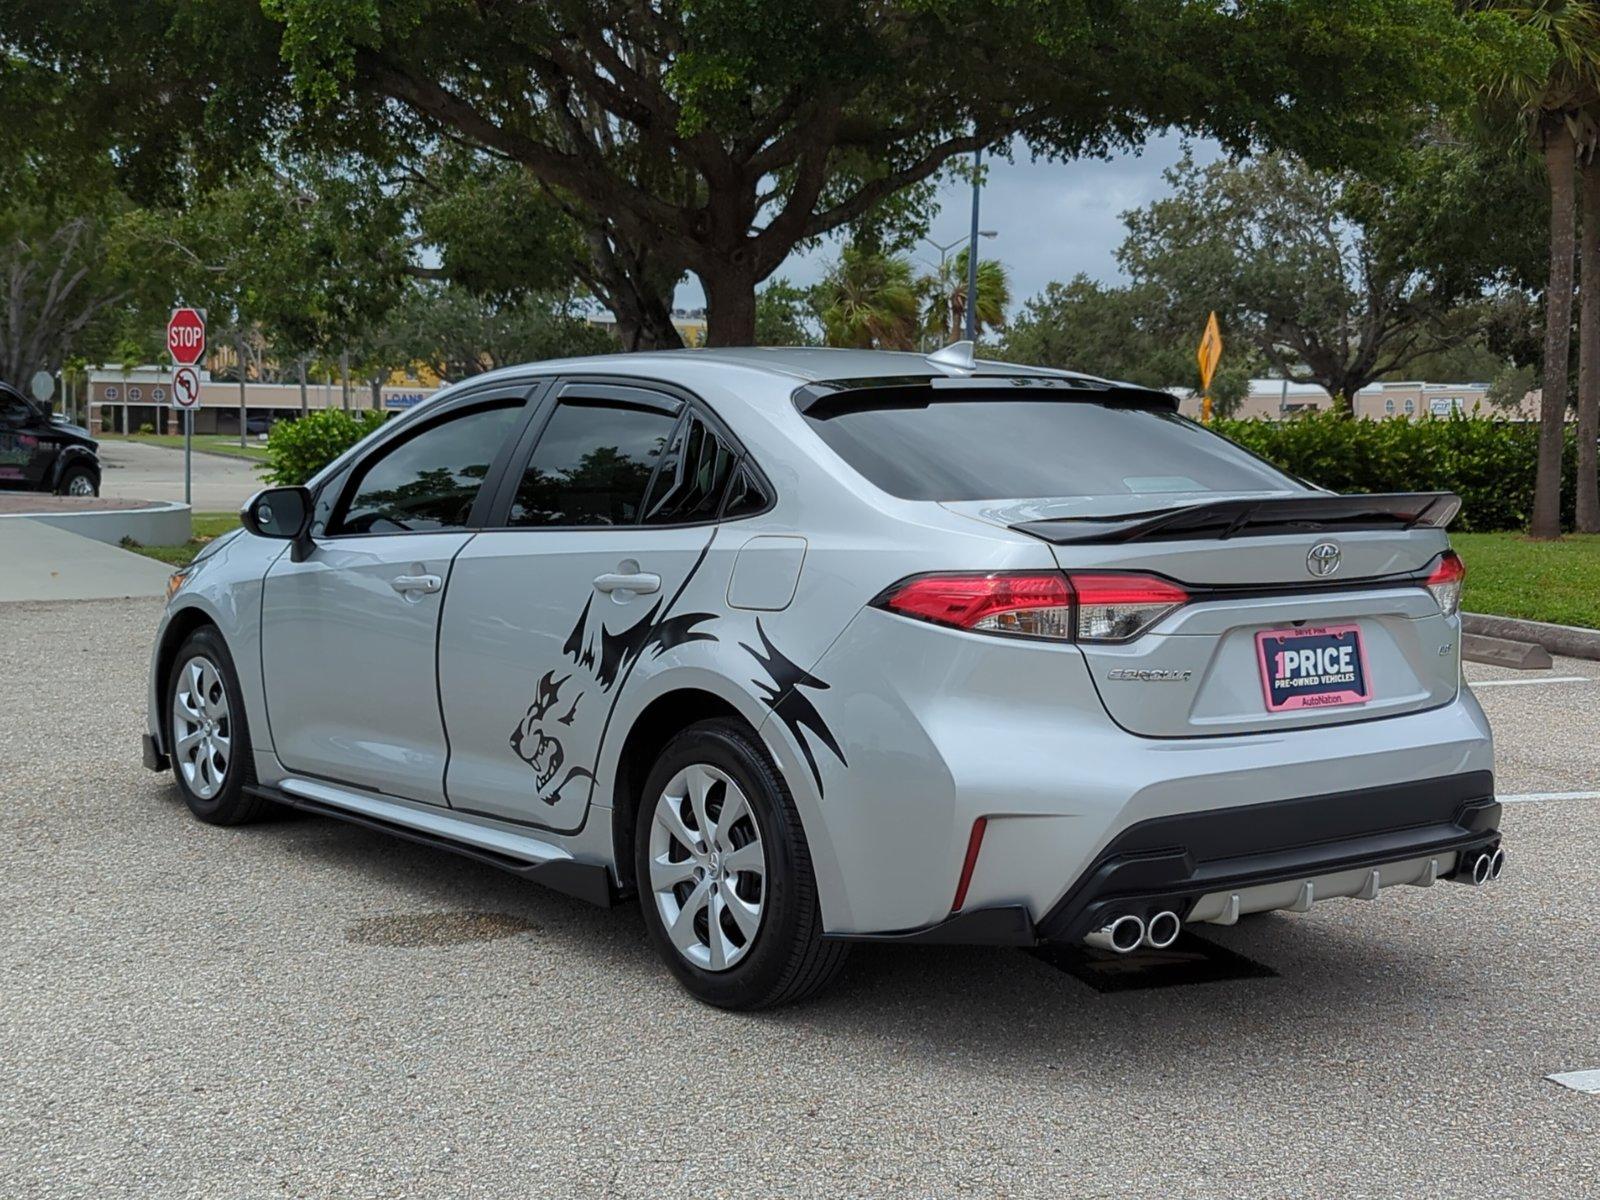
[[1197, 311, 1223, 392]]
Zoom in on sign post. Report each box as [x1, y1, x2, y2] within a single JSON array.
[[1197, 311, 1223, 423], [168, 308, 206, 507]]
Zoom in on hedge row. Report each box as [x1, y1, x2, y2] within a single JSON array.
[[1212, 412, 1580, 533]]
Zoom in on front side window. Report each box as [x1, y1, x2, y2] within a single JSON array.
[[331, 403, 522, 535], [508, 398, 679, 526], [0, 396, 33, 428]]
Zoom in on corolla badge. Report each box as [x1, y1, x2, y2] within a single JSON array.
[[1306, 541, 1342, 578]]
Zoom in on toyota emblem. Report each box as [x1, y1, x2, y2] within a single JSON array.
[[1307, 542, 1342, 577]]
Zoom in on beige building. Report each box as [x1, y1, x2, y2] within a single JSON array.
[[86, 367, 443, 436], [1176, 379, 1540, 422]]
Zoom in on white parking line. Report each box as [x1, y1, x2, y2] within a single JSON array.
[[1470, 676, 1593, 689], [1500, 791, 1600, 805], [1547, 1069, 1600, 1094]]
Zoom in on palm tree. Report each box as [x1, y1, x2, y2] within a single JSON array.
[[1581, 145, 1600, 531], [817, 245, 921, 350], [922, 249, 1013, 345], [1470, 0, 1600, 538]]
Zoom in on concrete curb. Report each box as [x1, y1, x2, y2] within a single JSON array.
[[0, 500, 191, 547], [1463, 612, 1600, 662], [1462, 632, 1552, 671]]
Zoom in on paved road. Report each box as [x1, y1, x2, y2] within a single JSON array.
[[97, 439, 263, 513], [3, 598, 1597, 1198]]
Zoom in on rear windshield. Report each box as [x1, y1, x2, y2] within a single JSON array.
[[801, 394, 1300, 501]]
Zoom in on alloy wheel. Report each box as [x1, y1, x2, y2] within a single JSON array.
[[66, 475, 95, 496], [647, 763, 767, 971], [172, 655, 231, 800]]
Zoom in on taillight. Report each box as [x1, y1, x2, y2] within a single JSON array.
[[875, 572, 1074, 639], [1425, 550, 1466, 617], [1070, 573, 1190, 642], [873, 570, 1188, 642]]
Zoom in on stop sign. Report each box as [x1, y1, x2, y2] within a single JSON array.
[[167, 307, 207, 366]]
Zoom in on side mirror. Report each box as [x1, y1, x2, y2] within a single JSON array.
[[241, 486, 312, 541]]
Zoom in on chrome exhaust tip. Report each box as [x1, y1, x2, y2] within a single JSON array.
[[1145, 910, 1182, 950], [1450, 849, 1491, 886], [1488, 846, 1506, 881], [1084, 914, 1146, 954]]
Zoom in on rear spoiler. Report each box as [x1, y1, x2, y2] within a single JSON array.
[[1012, 492, 1462, 545]]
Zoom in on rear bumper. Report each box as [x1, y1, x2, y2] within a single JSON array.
[[826, 771, 1500, 946]]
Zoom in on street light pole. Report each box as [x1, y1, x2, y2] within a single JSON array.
[[964, 147, 983, 343]]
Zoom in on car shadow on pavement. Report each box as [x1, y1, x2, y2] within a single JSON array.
[[170, 790, 1489, 1077]]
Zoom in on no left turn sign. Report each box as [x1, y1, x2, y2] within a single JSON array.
[[171, 366, 202, 410]]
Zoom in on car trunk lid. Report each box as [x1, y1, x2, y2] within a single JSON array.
[[943, 491, 1463, 737]]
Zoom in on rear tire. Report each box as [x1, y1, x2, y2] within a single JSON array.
[[165, 626, 270, 826], [634, 719, 848, 1009]]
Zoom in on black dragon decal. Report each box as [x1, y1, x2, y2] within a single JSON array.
[[508, 670, 595, 805], [510, 578, 719, 806], [741, 619, 847, 797]]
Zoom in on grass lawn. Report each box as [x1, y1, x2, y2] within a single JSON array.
[[1452, 532, 1600, 629], [104, 433, 270, 463], [122, 512, 243, 568]]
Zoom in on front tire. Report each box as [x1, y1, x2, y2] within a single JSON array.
[[634, 719, 848, 1009], [56, 464, 98, 497], [165, 626, 269, 825]]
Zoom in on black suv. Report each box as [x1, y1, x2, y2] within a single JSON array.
[[0, 381, 100, 496]]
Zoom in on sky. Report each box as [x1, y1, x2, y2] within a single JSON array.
[[674, 131, 1223, 311]]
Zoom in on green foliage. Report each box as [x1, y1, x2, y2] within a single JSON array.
[[922, 249, 1011, 344], [754, 279, 821, 346], [374, 287, 616, 381], [817, 247, 921, 349], [1118, 151, 1481, 403], [264, 408, 390, 486], [1000, 276, 1258, 415], [1214, 411, 1579, 532], [14, 0, 1506, 343]]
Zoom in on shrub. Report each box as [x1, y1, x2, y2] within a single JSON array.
[[1212, 411, 1579, 533], [263, 409, 390, 487]]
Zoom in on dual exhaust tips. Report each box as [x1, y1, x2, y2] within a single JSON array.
[[1452, 845, 1506, 887], [1084, 909, 1181, 954], [1086, 846, 1505, 951]]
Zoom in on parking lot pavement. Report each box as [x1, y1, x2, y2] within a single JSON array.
[[3, 599, 1597, 1199], [97, 439, 262, 512]]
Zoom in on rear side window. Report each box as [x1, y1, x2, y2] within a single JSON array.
[[802, 394, 1300, 502], [643, 415, 740, 524], [509, 398, 679, 526], [331, 402, 522, 535]]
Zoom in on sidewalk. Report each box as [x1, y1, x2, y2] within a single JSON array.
[[0, 518, 175, 602]]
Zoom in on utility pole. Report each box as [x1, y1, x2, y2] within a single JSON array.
[[298, 356, 309, 417], [340, 350, 351, 411], [964, 147, 983, 343]]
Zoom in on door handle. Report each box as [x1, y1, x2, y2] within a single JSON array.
[[390, 573, 443, 595], [593, 572, 661, 595]]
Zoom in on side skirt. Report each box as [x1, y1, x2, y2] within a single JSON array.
[[248, 779, 618, 908]]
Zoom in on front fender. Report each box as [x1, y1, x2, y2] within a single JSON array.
[[48, 444, 99, 491], [146, 533, 283, 774]]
